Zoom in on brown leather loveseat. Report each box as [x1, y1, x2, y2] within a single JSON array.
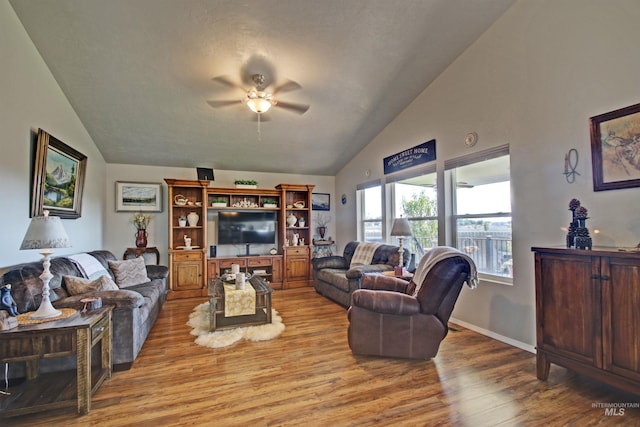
[[312, 241, 411, 307]]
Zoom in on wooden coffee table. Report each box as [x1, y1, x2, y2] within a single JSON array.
[[207, 275, 272, 332]]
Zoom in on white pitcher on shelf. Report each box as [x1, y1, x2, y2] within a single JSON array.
[[292, 232, 299, 246]]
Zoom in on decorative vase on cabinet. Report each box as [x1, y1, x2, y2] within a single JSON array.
[[187, 212, 199, 227], [135, 229, 147, 248]]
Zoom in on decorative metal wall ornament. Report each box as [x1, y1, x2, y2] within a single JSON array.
[[563, 148, 580, 183]]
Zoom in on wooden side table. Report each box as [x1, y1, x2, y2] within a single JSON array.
[[312, 240, 336, 258], [0, 306, 113, 417], [123, 246, 160, 265]]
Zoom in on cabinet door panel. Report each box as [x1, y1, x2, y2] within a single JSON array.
[[537, 254, 600, 365], [287, 257, 309, 280], [272, 258, 283, 283], [603, 256, 640, 379], [173, 262, 202, 290]]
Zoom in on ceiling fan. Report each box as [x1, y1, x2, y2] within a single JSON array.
[[207, 73, 310, 116]]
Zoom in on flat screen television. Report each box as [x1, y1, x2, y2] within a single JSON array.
[[218, 211, 277, 255]]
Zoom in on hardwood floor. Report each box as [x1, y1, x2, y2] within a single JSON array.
[[5, 287, 640, 426]]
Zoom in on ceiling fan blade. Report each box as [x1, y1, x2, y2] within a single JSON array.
[[206, 100, 240, 108], [211, 75, 244, 90], [275, 100, 310, 115], [273, 79, 302, 94]]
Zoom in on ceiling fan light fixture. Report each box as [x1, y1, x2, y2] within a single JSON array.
[[246, 97, 272, 114], [245, 89, 274, 113]]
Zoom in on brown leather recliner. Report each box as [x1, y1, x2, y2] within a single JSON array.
[[347, 256, 471, 359]]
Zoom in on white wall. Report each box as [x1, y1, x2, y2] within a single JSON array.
[[104, 164, 334, 261], [336, 0, 640, 347], [0, 1, 106, 267]]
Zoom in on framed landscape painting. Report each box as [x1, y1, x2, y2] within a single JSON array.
[[312, 193, 330, 211], [31, 128, 87, 219], [590, 102, 640, 191], [116, 181, 163, 212]]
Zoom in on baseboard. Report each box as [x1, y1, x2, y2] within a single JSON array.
[[449, 317, 535, 354]]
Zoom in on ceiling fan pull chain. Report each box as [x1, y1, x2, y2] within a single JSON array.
[[257, 113, 262, 141]]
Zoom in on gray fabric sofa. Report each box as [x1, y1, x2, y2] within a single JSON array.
[[312, 241, 411, 307], [0, 250, 168, 372]]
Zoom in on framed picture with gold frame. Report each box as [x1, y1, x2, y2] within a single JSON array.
[[30, 128, 87, 219], [590, 102, 640, 191]]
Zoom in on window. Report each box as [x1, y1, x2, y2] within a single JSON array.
[[391, 172, 438, 263], [446, 146, 512, 283], [357, 183, 383, 242]]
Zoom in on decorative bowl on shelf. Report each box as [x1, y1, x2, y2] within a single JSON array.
[[293, 201, 305, 208], [174, 194, 188, 205]]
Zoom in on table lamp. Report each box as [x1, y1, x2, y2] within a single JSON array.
[[390, 216, 412, 271], [20, 211, 71, 319]]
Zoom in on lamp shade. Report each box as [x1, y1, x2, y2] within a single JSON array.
[[390, 217, 412, 237], [20, 211, 71, 250]]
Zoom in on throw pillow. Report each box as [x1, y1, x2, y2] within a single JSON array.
[[64, 275, 118, 296], [108, 257, 150, 288]]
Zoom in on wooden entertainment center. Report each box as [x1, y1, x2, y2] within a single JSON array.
[[164, 179, 315, 298]]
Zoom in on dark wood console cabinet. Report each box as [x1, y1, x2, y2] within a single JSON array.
[[532, 246, 640, 395]]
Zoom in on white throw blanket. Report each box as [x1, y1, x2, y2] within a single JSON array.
[[350, 242, 380, 268], [412, 246, 479, 296], [69, 253, 109, 280]]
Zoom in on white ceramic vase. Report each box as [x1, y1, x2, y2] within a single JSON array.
[[187, 211, 199, 226], [286, 213, 297, 227]]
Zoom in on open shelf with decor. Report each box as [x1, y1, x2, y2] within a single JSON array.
[[165, 179, 209, 299], [276, 184, 315, 288], [207, 187, 281, 210]]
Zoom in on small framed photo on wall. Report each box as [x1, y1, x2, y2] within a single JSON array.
[[312, 193, 330, 211], [115, 182, 163, 212]]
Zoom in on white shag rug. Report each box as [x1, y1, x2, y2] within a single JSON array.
[[187, 302, 285, 348]]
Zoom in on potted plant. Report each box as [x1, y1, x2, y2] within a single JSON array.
[[178, 215, 187, 227], [234, 179, 258, 189], [211, 198, 228, 208], [262, 198, 277, 208]]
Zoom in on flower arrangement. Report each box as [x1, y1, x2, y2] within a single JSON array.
[[314, 213, 331, 228], [132, 212, 153, 230]]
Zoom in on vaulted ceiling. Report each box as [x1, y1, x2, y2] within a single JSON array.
[[10, 0, 514, 175]]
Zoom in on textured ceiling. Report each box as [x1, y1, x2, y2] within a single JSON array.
[[10, 0, 514, 175]]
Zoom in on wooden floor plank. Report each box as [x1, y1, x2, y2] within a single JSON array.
[[4, 287, 640, 426]]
